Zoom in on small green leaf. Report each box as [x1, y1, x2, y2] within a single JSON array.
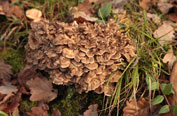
[[151, 95, 164, 105], [98, 2, 112, 19], [161, 83, 174, 95], [149, 82, 159, 90], [172, 105, 177, 116], [159, 105, 170, 114], [145, 74, 159, 90]]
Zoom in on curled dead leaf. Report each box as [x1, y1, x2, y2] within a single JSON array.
[[71, 8, 98, 22], [162, 49, 176, 70], [26, 9, 42, 21], [123, 98, 149, 116]]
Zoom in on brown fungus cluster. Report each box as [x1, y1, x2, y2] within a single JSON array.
[[25, 19, 135, 96]]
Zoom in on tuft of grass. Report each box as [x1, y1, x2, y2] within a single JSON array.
[[103, 0, 172, 115]]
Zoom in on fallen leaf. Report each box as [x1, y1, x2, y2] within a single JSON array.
[[168, 6, 177, 22], [162, 49, 176, 70], [52, 109, 61, 116], [139, 0, 153, 10], [17, 66, 38, 88], [168, 13, 177, 23], [78, 0, 96, 16], [0, 92, 21, 114], [0, 60, 13, 81], [157, 2, 173, 14], [83, 104, 98, 116], [0, 83, 17, 95], [170, 61, 177, 105], [123, 98, 149, 116], [2, 1, 23, 19], [27, 102, 49, 116], [71, 8, 98, 22], [26, 77, 57, 102], [26, 9, 42, 21], [146, 13, 160, 24], [9, 5, 24, 19], [153, 22, 175, 46]]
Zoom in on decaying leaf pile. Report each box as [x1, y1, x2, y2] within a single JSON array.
[[25, 19, 135, 96]]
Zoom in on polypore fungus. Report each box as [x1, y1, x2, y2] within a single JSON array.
[[25, 19, 135, 96]]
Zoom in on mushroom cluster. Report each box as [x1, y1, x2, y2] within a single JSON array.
[[25, 19, 135, 96]]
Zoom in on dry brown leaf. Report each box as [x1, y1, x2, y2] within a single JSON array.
[[26, 77, 57, 102], [0, 60, 13, 81], [17, 66, 37, 88], [168, 6, 177, 22], [146, 13, 160, 24], [162, 49, 176, 70], [71, 8, 98, 22], [139, 0, 153, 10], [123, 98, 149, 116], [1, 1, 23, 19], [83, 104, 98, 116], [157, 2, 173, 14], [168, 13, 177, 23], [170, 61, 177, 105], [26, 9, 42, 21], [77, 0, 95, 16], [0, 92, 21, 114], [0, 83, 17, 95], [153, 22, 175, 46], [9, 5, 24, 19]]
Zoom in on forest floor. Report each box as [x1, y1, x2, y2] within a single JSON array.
[[0, 0, 177, 116]]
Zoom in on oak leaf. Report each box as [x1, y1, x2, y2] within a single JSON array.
[[123, 98, 149, 116], [26, 77, 57, 102]]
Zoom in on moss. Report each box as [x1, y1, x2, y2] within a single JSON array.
[[49, 86, 104, 116], [19, 98, 37, 113], [0, 48, 24, 73]]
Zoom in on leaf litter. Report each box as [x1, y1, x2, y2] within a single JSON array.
[[0, 0, 177, 115]]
